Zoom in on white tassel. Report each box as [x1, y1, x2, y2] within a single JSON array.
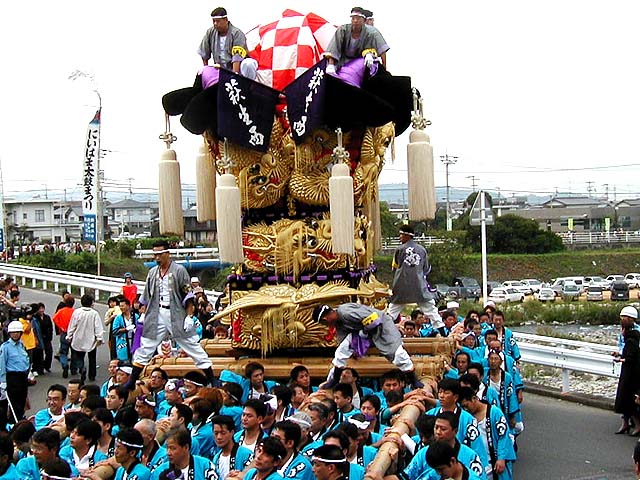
[[329, 163, 355, 254], [196, 142, 216, 222], [159, 149, 184, 236], [408, 129, 436, 220], [215, 173, 244, 263]]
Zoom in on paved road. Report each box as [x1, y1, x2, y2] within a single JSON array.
[[19, 288, 110, 413], [516, 393, 637, 479], [15, 288, 640, 478]]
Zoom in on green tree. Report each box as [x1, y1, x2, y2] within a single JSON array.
[[464, 214, 564, 254], [424, 239, 471, 284], [379, 201, 400, 239]]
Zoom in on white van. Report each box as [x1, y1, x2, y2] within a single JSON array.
[[625, 273, 640, 289]]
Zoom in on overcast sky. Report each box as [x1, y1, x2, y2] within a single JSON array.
[[1, 0, 639, 203]]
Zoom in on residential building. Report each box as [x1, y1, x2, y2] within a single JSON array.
[[183, 207, 216, 244], [4, 199, 84, 243], [105, 199, 158, 235], [502, 196, 640, 232]]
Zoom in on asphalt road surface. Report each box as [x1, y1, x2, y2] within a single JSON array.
[[16, 288, 640, 478]]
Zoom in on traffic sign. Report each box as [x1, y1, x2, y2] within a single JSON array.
[[469, 191, 495, 226]]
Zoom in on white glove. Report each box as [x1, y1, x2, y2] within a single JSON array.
[[364, 52, 375, 68], [358, 330, 369, 338], [326, 63, 336, 74], [125, 324, 136, 332], [183, 316, 195, 333]]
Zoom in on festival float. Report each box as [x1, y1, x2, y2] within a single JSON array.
[[148, 9, 453, 384]]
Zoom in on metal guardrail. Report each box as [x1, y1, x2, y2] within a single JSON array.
[[0, 263, 221, 300], [134, 248, 219, 259], [380, 230, 640, 250], [381, 236, 446, 252], [559, 230, 640, 245], [0, 263, 621, 393], [514, 331, 620, 392]]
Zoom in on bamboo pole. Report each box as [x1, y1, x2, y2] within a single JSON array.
[[365, 404, 424, 479]]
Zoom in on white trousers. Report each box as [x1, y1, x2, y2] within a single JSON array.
[[132, 308, 212, 369], [387, 300, 444, 329], [333, 334, 413, 372], [240, 58, 258, 80]]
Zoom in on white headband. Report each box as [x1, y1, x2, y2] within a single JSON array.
[[118, 366, 133, 375], [350, 12, 365, 18], [184, 379, 204, 387], [40, 471, 72, 480], [347, 417, 370, 430], [116, 438, 144, 449], [286, 415, 312, 428], [312, 455, 348, 464], [211, 14, 227, 19]]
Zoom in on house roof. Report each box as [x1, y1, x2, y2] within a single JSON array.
[[106, 199, 157, 209], [541, 196, 604, 208], [616, 198, 640, 207]]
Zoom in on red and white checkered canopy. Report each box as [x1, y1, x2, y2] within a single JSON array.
[[246, 9, 337, 91]]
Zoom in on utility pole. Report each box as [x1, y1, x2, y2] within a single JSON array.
[[586, 181, 595, 197], [467, 175, 479, 192], [440, 153, 458, 231], [603, 184, 609, 201], [0, 157, 6, 259]]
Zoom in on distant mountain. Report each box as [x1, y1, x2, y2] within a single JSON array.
[[378, 183, 551, 206]]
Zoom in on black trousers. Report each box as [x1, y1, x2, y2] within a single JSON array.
[[5, 371, 28, 423], [71, 348, 97, 380], [43, 339, 53, 370]]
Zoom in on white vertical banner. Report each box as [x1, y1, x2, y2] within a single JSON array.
[[82, 110, 100, 242]]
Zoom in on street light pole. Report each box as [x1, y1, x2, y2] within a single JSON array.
[[440, 153, 458, 231]]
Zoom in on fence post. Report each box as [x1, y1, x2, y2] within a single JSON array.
[[43, 281, 47, 291], [561, 368, 571, 393], [54, 282, 59, 293]]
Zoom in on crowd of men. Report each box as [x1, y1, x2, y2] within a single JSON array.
[[0, 281, 524, 480]]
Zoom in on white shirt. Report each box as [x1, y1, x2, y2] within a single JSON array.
[[73, 445, 96, 472], [159, 274, 170, 306], [218, 454, 231, 479], [277, 454, 295, 476]]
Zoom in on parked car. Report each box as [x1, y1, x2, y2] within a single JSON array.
[[550, 278, 571, 297], [584, 276, 609, 289], [561, 283, 581, 301], [535, 288, 556, 302], [488, 287, 524, 304], [564, 276, 586, 291], [435, 284, 451, 298], [502, 281, 532, 295], [611, 281, 630, 301], [446, 277, 482, 302], [521, 279, 542, 293], [586, 286, 604, 302], [625, 273, 640, 289], [486, 281, 502, 295], [606, 275, 625, 288]]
